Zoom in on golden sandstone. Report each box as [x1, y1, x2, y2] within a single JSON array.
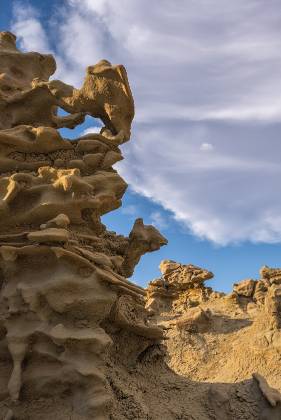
[[0, 31, 280, 419]]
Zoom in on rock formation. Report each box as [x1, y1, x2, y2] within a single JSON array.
[[0, 31, 168, 419], [147, 260, 281, 411], [0, 31, 280, 419]]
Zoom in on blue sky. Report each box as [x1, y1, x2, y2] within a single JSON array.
[[2, 0, 281, 292]]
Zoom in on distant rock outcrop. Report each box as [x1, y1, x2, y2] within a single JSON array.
[[147, 259, 281, 415], [0, 31, 280, 420]]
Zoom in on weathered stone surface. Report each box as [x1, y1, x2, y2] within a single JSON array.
[[122, 218, 168, 277], [0, 31, 279, 420], [233, 278, 256, 297], [27, 227, 70, 243], [0, 33, 134, 143], [0, 31, 167, 420], [253, 373, 281, 407], [175, 307, 212, 332], [147, 259, 281, 419], [40, 213, 70, 229], [260, 265, 281, 284]]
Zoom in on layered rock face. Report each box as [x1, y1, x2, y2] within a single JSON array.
[[0, 31, 280, 420], [0, 31, 168, 419]]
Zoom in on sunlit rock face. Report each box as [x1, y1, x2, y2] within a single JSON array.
[[147, 260, 281, 401], [0, 31, 166, 419], [0, 31, 134, 140], [0, 31, 280, 420]]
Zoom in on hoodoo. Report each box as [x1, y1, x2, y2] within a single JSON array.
[[0, 31, 280, 419]]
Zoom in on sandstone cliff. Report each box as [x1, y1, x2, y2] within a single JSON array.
[[0, 31, 280, 420]]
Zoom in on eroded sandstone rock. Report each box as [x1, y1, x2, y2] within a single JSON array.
[[233, 278, 256, 297], [260, 265, 281, 284], [0, 32, 134, 143], [253, 373, 281, 407], [0, 31, 279, 420], [0, 31, 166, 420], [146, 260, 215, 316], [147, 259, 281, 419]]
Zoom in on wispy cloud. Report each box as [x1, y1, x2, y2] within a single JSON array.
[[9, 0, 281, 244], [11, 2, 51, 53], [150, 211, 168, 230]]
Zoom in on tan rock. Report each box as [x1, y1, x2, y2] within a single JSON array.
[[121, 218, 168, 277], [111, 295, 163, 339], [27, 228, 70, 243], [260, 265, 281, 284], [3, 409, 14, 420], [253, 373, 281, 407], [233, 278, 256, 297], [147, 260, 214, 309], [159, 259, 181, 275], [0, 33, 134, 143], [40, 213, 70, 229], [176, 307, 212, 332], [264, 284, 281, 329], [254, 280, 268, 304], [0, 30, 280, 420], [146, 259, 281, 415], [0, 31, 174, 420]]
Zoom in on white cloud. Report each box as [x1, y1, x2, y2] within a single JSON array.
[[150, 211, 168, 230], [200, 143, 214, 152], [81, 126, 101, 136], [11, 3, 51, 53], [117, 122, 281, 244], [121, 205, 138, 216], [9, 0, 281, 244]]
